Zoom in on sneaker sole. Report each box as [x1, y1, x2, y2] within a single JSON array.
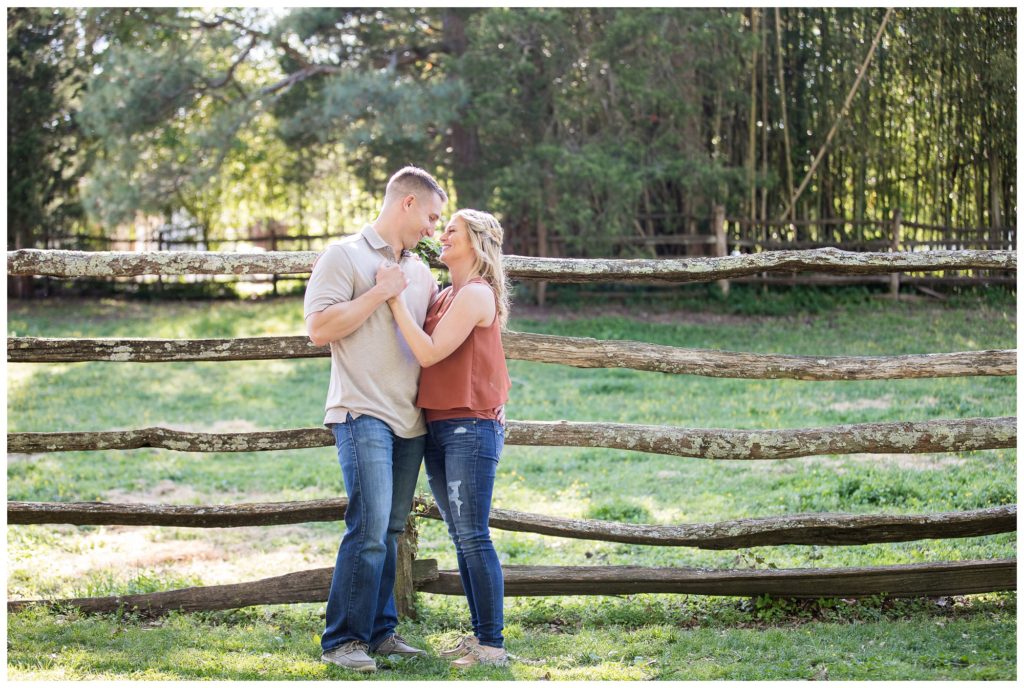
[[454, 662, 509, 669], [321, 657, 377, 673], [454, 658, 509, 669]]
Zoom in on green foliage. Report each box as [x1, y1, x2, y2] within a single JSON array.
[[8, 8, 1016, 250], [412, 235, 442, 265], [7, 8, 92, 248]]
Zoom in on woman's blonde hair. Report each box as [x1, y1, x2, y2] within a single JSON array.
[[454, 208, 510, 329]]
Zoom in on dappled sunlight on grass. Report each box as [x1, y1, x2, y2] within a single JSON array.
[[7, 292, 1016, 679]]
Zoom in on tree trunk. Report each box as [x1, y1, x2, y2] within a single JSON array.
[[989, 149, 1003, 229], [746, 9, 759, 220], [443, 9, 485, 208], [774, 9, 796, 224]]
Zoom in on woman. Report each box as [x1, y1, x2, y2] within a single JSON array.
[[376, 208, 511, 668]]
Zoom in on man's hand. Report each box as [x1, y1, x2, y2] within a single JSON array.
[[375, 262, 408, 301], [496, 405, 506, 428]]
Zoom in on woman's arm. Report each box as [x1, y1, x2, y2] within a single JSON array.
[[378, 265, 494, 367]]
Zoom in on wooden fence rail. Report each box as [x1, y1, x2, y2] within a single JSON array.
[[421, 559, 1017, 598], [9, 559, 1015, 616], [7, 247, 1015, 281], [8, 335, 1017, 380], [7, 247, 1016, 616], [8, 417, 1016, 460], [8, 500, 1015, 549]]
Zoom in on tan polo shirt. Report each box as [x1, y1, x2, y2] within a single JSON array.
[[303, 225, 438, 438]]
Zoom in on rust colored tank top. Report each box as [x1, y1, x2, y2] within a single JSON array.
[[417, 278, 511, 422]]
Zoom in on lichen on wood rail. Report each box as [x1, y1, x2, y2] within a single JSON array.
[[7, 247, 1016, 282], [7, 416, 1015, 460], [8, 334, 1016, 380]]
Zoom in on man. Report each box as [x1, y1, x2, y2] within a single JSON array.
[[304, 166, 446, 673]]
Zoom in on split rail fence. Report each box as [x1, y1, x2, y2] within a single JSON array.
[[6, 247, 1018, 617], [29, 209, 1016, 301]]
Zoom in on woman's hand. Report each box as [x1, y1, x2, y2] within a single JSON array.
[[375, 262, 408, 302]]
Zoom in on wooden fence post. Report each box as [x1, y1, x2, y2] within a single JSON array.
[[156, 230, 164, 294], [269, 225, 278, 297], [713, 205, 729, 296], [890, 208, 902, 298], [394, 514, 419, 619]]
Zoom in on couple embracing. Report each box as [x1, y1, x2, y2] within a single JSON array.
[[303, 166, 511, 672]]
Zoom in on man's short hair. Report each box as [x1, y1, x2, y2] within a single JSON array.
[[385, 166, 448, 204]]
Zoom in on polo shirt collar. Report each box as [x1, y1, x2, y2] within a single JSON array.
[[360, 224, 412, 258], [360, 224, 389, 251]]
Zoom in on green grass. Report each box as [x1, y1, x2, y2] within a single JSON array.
[[6, 289, 1017, 679]]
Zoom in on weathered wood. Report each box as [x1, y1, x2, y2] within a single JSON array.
[[504, 417, 1016, 460], [7, 336, 326, 362], [7, 559, 440, 616], [417, 559, 1017, 598], [890, 208, 903, 297], [12, 500, 1013, 549], [731, 275, 1018, 287], [6, 249, 320, 277], [9, 559, 1013, 614], [501, 334, 1016, 380], [8, 417, 1015, 459], [7, 498, 352, 527], [476, 504, 1016, 549], [9, 334, 1016, 380], [394, 515, 419, 619], [712, 205, 729, 296], [503, 249, 1018, 282], [7, 248, 1015, 282], [7, 427, 331, 453]]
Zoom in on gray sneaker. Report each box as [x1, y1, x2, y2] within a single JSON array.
[[322, 640, 377, 673], [372, 632, 427, 658]]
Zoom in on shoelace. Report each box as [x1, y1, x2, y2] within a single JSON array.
[[338, 640, 369, 654]]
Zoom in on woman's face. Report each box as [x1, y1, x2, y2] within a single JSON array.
[[438, 215, 473, 266]]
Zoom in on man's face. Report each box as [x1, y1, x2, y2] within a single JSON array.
[[400, 193, 444, 250]]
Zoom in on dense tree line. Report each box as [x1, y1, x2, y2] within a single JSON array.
[[7, 7, 1016, 258]]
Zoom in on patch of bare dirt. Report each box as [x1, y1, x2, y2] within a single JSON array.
[[13, 523, 334, 589], [21, 483, 346, 588], [104, 479, 204, 504]]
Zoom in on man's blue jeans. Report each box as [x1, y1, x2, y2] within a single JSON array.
[[424, 418, 505, 649], [321, 414, 425, 653]]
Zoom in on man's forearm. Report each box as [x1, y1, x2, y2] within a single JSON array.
[[307, 285, 391, 345]]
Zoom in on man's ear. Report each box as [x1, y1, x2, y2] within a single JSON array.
[[402, 194, 416, 211]]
